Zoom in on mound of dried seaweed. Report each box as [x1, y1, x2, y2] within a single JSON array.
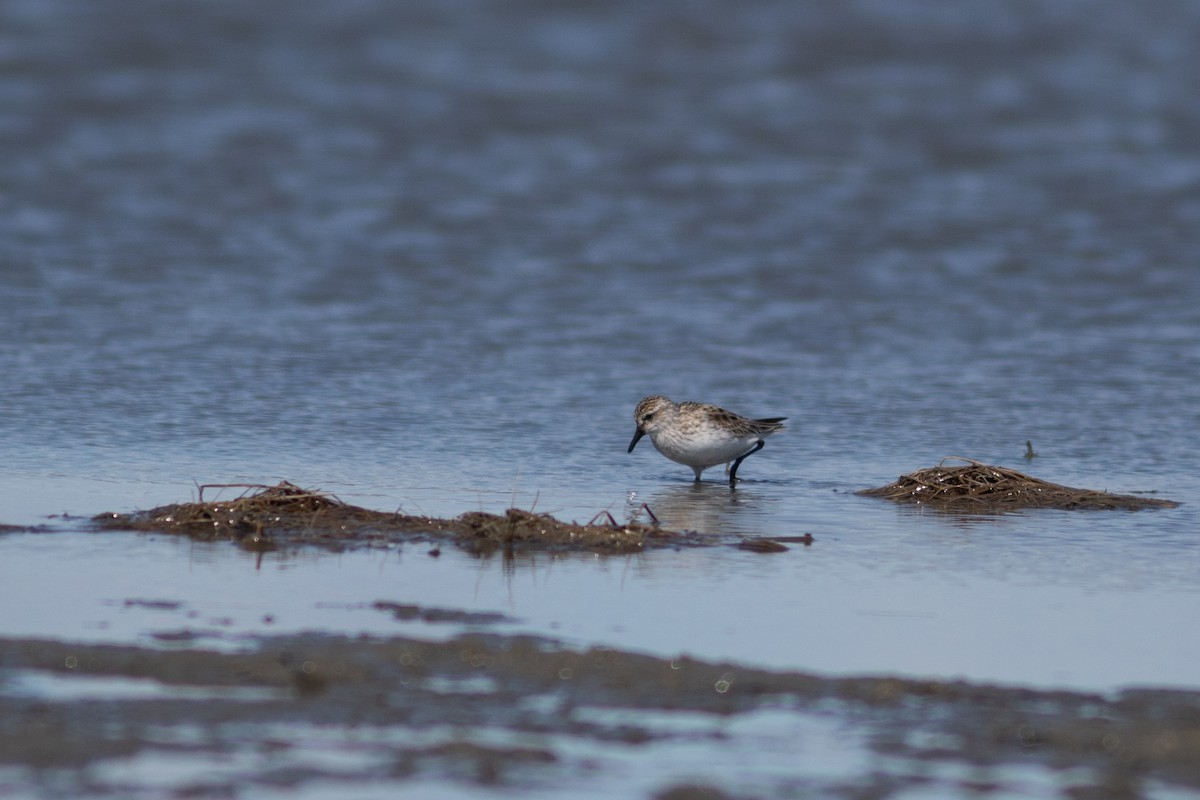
[[95, 482, 685, 553], [858, 459, 1179, 511]]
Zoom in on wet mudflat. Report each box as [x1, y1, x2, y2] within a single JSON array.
[[2, 467, 1196, 800], [5, 0, 1200, 796], [2, 511, 1199, 799], [859, 460, 1181, 512], [1, 472, 1192, 800], [94, 481, 699, 555], [3, 630, 1200, 799], [91, 472, 1174, 559]]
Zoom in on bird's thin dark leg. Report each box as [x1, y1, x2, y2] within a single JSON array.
[[728, 440, 765, 485]]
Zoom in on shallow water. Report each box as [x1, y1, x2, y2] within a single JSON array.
[[3, 0, 1200, 796], [3, 527, 1199, 692]]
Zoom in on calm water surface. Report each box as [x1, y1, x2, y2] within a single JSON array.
[[3, 0, 1198, 687], [2, 0, 1200, 796]]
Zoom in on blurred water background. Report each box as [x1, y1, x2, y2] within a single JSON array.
[[2, 0, 1200, 795]]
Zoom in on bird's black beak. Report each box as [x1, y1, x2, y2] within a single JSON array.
[[627, 428, 645, 453]]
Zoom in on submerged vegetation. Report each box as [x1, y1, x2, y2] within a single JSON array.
[[859, 458, 1180, 511]]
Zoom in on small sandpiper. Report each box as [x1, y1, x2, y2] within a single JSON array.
[[627, 395, 786, 485]]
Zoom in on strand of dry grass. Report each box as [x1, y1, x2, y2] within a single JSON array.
[[858, 458, 1179, 511]]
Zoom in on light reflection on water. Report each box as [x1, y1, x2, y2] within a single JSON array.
[[1, 524, 1197, 693], [624, 482, 792, 538], [2, 8, 1200, 799]]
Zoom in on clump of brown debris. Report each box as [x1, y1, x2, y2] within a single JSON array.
[[858, 458, 1179, 511], [95, 482, 685, 554]]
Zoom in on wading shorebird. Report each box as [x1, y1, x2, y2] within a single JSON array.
[[627, 395, 786, 485]]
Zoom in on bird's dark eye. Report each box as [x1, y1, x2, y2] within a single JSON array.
[[642, 412, 654, 422]]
